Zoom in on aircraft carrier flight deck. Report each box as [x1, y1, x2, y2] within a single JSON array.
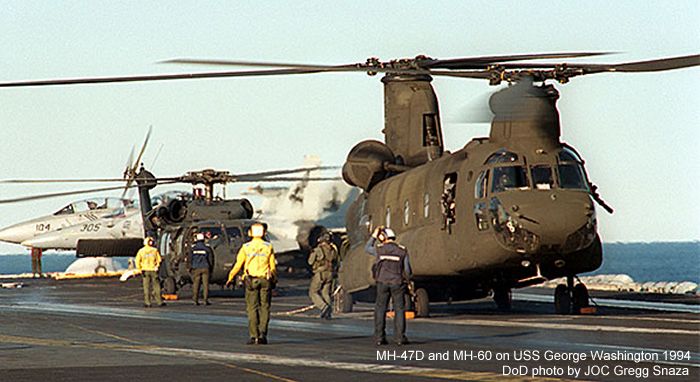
[[0, 276, 697, 381]]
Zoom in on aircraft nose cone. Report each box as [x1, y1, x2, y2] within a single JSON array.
[[0, 224, 29, 244], [22, 232, 71, 250]]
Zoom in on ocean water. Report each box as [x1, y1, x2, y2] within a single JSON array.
[[594, 242, 699, 284], [0, 252, 128, 275], [0, 242, 698, 283]]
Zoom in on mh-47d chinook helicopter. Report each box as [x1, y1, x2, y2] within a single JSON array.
[[1, 52, 697, 314]]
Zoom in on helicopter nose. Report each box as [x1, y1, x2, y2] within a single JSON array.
[[492, 192, 596, 254], [0, 224, 30, 244]]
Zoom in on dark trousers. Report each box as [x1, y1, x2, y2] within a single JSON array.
[[374, 282, 406, 342], [245, 277, 272, 339], [191, 268, 210, 303]]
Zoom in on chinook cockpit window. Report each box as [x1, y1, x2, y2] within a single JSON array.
[[474, 170, 489, 199], [485, 149, 519, 164], [492, 166, 529, 193], [531, 165, 555, 190], [558, 147, 583, 162], [557, 164, 588, 190], [557, 147, 589, 190]]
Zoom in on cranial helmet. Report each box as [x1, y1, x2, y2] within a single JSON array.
[[143, 237, 154, 246], [383, 228, 396, 240], [249, 223, 265, 238], [196, 233, 205, 241]]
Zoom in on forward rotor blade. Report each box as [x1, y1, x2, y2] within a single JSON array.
[[0, 68, 326, 88], [233, 166, 340, 180], [166, 53, 612, 71], [0, 178, 130, 184], [163, 59, 433, 76], [161, 58, 349, 70], [239, 176, 342, 182]]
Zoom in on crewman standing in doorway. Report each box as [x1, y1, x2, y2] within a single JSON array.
[[135, 237, 165, 308], [308, 232, 338, 319], [30, 246, 43, 278], [226, 223, 277, 345], [365, 226, 412, 346], [191, 233, 214, 306]]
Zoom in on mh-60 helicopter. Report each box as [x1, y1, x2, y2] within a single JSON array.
[[130, 165, 338, 293], [0, 52, 697, 314], [0, 159, 339, 293]]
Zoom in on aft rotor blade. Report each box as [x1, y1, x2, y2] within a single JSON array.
[[422, 52, 612, 69], [576, 54, 700, 73], [0, 68, 326, 88]]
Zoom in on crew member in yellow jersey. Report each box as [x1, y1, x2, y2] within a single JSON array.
[[135, 237, 165, 308], [226, 223, 277, 345]]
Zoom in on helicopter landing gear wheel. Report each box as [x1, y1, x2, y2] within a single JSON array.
[[162, 277, 177, 295], [493, 287, 512, 312], [572, 283, 590, 314], [335, 288, 354, 313], [554, 284, 571, 314], [414, 288, 430, 317]]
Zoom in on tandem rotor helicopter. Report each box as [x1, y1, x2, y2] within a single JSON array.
[[1, 52, 697, 315]]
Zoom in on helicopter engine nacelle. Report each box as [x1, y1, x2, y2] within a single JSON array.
[[342, 140, 395, 191], [166, 199, 187, 222], [154, 199, 188, 224]]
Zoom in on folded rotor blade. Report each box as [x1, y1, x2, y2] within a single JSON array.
[[0, 181, 178, 204], [122, 126, 152, 198]]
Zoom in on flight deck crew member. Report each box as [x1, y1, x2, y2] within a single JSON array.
[[30, 247, 43, 278], [308, 232, 338, 319], [191, 233, 214, 306], [226, 223, 277, 345], [365, 226, 412, 346], [135, 237, 165, 308]]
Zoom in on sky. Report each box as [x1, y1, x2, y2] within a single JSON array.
[[0, 1, 698, 253]]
